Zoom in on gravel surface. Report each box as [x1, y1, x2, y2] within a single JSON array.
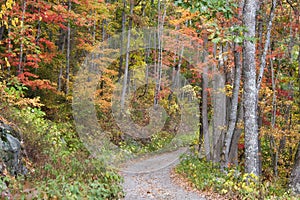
[[120, 148, 206, 200]]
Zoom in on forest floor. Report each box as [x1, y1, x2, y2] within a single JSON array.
[[120, 148, 206, 200]]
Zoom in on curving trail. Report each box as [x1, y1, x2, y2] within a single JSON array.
[[120, 148, 205, 200]]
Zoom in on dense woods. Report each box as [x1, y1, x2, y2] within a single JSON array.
[[0, 0, 299, 199]]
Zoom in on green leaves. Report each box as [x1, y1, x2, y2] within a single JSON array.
[[174, 0, 237, 19], [176, 154, 297, 199]]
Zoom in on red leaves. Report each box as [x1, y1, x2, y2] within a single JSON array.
[[26, 55, 41, 63], [277, 89, 293, 100], [38, 38, 55, 50], [238, 143, 245, 150], [18, 72, 54, 90], [18, 72, 39, 79]]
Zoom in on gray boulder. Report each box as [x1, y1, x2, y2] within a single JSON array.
[[290, 142, 300, 194], [0, 120, 27, 176]]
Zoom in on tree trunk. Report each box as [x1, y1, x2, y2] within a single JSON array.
[[7, 19, 11, 72], [118, 0, 126, 80], [211, 44, 226, 163], [222, 43, 242, 168], [228, 97, 244, 166], [269, 57, 278, 176], [154, 0, 166, 107], [212, 72, 226, 163], [198, 36, 210, 160], [256, 0, 277, 91], [65, 0, 71, 95], [57, 28, 66, 91], [290, 142, 300, 194], [242, 0, 259, 176], [18, 0, 26, 75], [0, 26, 4, 40], [120, 0, 133, 112]]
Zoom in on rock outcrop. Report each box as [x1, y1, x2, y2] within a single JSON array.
[[0, 120, 27, 176]]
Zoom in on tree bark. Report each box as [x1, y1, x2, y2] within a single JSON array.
[[199, 36, 210, 161], [222, 43, 242, 168], [7, 19, 11, 72], [211, 60, 226, 163], [154, 0, 166, 107], [256, 0, 277, 91], [228, 97, 244, 166], [65, 0, 71, 94], [118, 0, 126, 80], [0, 26, 4, 40], [120, 0, 134, 112], [242, 0, 259, 175], [18, 0, 26, 75], [290, 142, 300, 194]]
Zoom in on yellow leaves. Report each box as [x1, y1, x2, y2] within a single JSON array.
[[0, 0, 15, 23], [4, 57, 10, 67], [225, 84, 233, 97], [283, 100, 293, 106], [11, 17, 18, 27], [6, 0, 14, 9]]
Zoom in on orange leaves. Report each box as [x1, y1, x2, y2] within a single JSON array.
[[169, 10, 199, 26]]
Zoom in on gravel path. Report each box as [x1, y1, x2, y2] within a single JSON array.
[[120, 148, 205, 200]]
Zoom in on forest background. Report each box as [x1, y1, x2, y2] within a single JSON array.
[[0, 0, 299, 199]]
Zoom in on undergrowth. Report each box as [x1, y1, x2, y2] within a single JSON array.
[[175, 154, 299, 200], [0, 78, 124, 199]]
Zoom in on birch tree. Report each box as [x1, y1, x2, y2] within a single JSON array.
[[154, 0, 166, 107], [242, 0, 259, 175], [120, 0, 133, 112]]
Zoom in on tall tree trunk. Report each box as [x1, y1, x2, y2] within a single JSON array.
[[242, 0, 259, 176], [228, 97, 244, 166], [18, 0, 26, 75], [57, 28, 66, 91], [118, 0, 126, 80], [222, 42, 242, 168], [7, 18, 11, 72], [210, 42, 226, 163], [256, 0, 277, 91], [154, 0, 166, 107], [269, 57, 278, 176], [120, 0, 134, 112], [211, 54, 226, 163], [256, 0, 277, 175], [198, 36, 210, 160], [65, 0, 71, 94], [225, 0, 245, 166]]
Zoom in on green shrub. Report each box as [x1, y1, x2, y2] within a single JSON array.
[[0, 101, 123, 199], [175, 154, 298, 199]]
